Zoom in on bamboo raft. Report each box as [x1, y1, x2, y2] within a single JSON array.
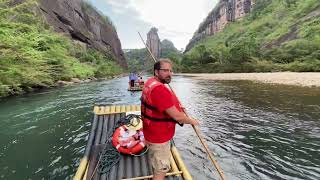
[[74, 105, 192, 180], [127, 86, 143, 91]]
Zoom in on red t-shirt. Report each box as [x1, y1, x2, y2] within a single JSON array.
[[143, 84, 181, 143], [152, 85, 175, 112]]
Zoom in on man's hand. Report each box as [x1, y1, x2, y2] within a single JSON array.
[[181, 106, 186, 112], [190, 117, 200, 126]]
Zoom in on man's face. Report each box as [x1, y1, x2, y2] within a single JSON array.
[[155, 62, 173, 84]]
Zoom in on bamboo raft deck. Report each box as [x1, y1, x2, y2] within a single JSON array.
[[74, 105, 192, 180]]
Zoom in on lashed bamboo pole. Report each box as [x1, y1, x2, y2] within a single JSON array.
[[122, 171, 183, 180], [138, 32, 226, 180]]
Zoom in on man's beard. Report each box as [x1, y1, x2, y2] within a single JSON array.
[[160, 77, 171, 84]]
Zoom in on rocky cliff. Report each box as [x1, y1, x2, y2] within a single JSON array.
[[146, 27, 161, 59], [185, 0, 254, 52], [161, 39, 178, 52], [38, 0, 127, 68]]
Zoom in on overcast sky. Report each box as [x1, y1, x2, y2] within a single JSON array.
[[88, 0, 218, 50]]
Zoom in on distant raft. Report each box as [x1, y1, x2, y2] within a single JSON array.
[[127, 86, 143, 91], [74, 105, 192, 180]]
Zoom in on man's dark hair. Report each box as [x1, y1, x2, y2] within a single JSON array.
[[153, 58, 172, 76]]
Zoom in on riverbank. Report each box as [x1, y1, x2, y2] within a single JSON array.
[[179, 72, 320, 87], [55, 73, 126, 86], [0, 74, 127, 98]]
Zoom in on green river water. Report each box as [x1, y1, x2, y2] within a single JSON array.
[[0, 75, 319, 180]]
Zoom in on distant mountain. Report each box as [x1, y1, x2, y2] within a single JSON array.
[[161, 39, 178, 52], [125, 28, 182, 72]]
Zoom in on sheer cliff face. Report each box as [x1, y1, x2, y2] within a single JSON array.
[[146, 27, 161, 59], [39, 0, 127, 68], [185, 0, 254, 52]]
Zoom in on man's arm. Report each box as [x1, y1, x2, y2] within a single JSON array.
[[165, 106, 199, 125]]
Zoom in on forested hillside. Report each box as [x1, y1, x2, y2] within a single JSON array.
[[183, 0, 320, 73], [0, 0, 124, 97]]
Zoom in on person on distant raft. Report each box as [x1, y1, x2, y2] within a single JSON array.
[[137, 76, 144, 87], [129, 72, 135, 87], [140, 58, 199, 180], [133, 72, 139, 87]]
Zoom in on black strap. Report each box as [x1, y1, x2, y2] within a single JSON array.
[[141, 98, 158, 111], [140, 98, 184, 127], [141, 112, 184, 127], [141, 112, 175, 122]]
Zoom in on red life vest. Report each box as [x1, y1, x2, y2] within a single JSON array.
[[141, 77, 181, 143], [111, 125, 145, 155]]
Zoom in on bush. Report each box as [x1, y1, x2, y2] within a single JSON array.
[[95, 62, 123, 77], [229, 35, 260, 64], [250, 0, 273, 20], [0, 83, 10, 97], [282, 59, 320, 72], [265, 39, 320, 63]]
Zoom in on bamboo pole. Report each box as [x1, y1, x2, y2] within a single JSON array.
[[138, 32, 157, 62], [138, 32, 226, 180], [121, 171, 183, 180]]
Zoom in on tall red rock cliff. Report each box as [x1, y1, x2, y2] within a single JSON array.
[[38, 0, 127, 68], [185, 0, 254, 52], [146, 27, 161, 59]]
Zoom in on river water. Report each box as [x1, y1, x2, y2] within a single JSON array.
[[0, 75, 319, 180]]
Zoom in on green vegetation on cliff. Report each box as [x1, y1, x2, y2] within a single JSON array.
[[0, 0, 123, 97], [183, 0, 320, 73], [125, 48, 150, 72], [161, 48, 183, 72]]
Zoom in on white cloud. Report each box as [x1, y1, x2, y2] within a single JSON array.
[[104, 0, 218, 49], [130, 0, 214, 31], [105, 0, 132, 14]]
